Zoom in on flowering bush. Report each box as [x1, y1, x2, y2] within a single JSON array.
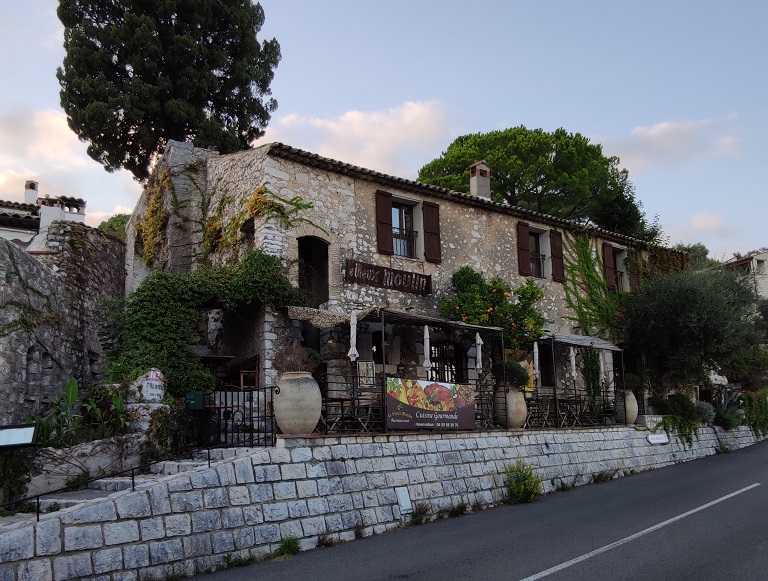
[[438, 267, 544, 350]]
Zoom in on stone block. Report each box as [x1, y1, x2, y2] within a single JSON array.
[[93, 547, 123, 574], [280, 463, 307, 480], [290, 447, 313, 462], [36, 517, 62, 556], [190, 469, 220, 489], [140, 517, 166, 541], [279, 520, 303, 539], [296, 479, 318, 498], [149, 538, 184, 565], [17, 559, 52, 581], [287, 500, 309, 518], [248, 483, 274, 503], [123, 543, 150, 568], [60, 501, 117, 524], [243, 505, 264, 525], [221, 507, 245, 528], [192, 510, 222, 533], [64, 524, 102, 551], [211, 531, 235, 554], [53, 554, 93, 581], [216, 463, 236, 486], [273, 481, 297, 500], [164, 514, 192, 536], [170, 490, 203, 512], [167, 476, 192, 492], [203, 487, 229, 509], [183, 533, 212, 558], [307, 498, 330, 515], [233, 459, 255, 484], [104, 520, 140, 545], [148, 484, 172, 515], [116, 491, 152, 518], [253, 524, 281, 544], [233, 527, 255, 550], [262, 502, 289, 522]]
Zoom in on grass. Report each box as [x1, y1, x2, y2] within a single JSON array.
[[316, 532, 339, 548], [274, 536, 301, 557], [410, 502, 431, 525]]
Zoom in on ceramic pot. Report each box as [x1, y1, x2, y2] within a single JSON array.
[[494, 386, 527, 428], [616, 390, 639, 424], [273, 371, 322, 434]]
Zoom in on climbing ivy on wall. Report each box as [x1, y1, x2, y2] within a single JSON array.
[[562, 234, 621, 338], [202, 186, 321, 256], [134, 169, 172, 266], [104, 249, 304, 397]]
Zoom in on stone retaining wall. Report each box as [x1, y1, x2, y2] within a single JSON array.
[[0, 425, 761, 580]]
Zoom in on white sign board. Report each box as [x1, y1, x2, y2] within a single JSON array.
[[128, 368, 165, 403], [647, 433, 670, 445], [0, 425, 37, 448]]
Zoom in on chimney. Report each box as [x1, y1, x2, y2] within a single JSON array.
[[24, 180, 39, 205], [468, 161, 491, 200]]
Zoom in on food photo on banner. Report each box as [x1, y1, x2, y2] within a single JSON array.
[[385, 378, 475, 429]]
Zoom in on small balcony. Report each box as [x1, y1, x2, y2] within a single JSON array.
[[393, 227, 417, 258], [530, 253, 545, 278]]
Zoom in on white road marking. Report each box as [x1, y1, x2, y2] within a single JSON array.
[[518, 483, 761, 581]]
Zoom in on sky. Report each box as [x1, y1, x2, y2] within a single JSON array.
[[1, 0, 766, 259]]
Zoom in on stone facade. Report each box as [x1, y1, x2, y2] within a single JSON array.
[[126, 141, 661, 396], [0, 425, 761, 580], [0, 222, 125, 425]]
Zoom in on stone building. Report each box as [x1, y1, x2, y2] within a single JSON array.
[[0, 181, 87, 250], [125, 140, 678, 414], [0, 218, 125, 425]]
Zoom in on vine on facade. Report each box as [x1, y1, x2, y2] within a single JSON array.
[[562, 233, 620, 338], [202, 186, 322, 256], [134, 168, 173, 266]]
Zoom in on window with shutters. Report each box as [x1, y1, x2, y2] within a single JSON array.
[[516, 223, 565, 282], [376, 191, 441, 263], [603, 243, 635, 292]]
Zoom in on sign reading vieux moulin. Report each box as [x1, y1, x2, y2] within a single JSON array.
[[385, 378, 475, 430], [345, 259, 432, 295]]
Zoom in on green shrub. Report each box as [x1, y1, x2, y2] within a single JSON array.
[[492, 360, 530, 389], [741, 389, 768, 437], [695, 401, 715, 424], [716, 411, 741, 431], [275, 536, 300, 557], [503, 460, 542, 504]]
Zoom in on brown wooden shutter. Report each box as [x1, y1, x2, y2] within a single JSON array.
[[628, 250, 640, 291], [375, 191, 393, 255], [603, 242, 616, 290], [517, 222, 531, 276], [550, 230, 565, 283], [423, 202, 441, 263]]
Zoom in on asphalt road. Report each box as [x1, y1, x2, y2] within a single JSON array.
[[199, 440, 768, 581]]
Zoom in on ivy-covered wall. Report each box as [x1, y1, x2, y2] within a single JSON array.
[[0, 222, 125, 425]]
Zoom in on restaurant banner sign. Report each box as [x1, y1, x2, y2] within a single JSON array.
[[385, 378, 475, 430], [345, 259, 432, 295]]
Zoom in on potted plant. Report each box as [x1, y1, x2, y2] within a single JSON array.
[[492, 360, 530, 428], [272, 346, 322, 434]]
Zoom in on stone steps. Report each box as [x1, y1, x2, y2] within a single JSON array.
[[0, 447, 259, 527]]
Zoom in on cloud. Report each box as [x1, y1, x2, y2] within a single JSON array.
[[664, 212, 746, 260], [262, 100, 453, 178], [0, 108, 141, 224], [601, 117, 742, 173]]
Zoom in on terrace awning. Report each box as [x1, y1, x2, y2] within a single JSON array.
[[544, 332, 622, 352]]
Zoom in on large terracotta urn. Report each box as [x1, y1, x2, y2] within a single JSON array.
[[616, 390, 639, 424], [273, 371, 322, 434], [494, 386, 527, 429]]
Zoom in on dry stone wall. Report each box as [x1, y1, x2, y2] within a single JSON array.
[[0, 425, 760, 580], [0, 224, 124, 425]]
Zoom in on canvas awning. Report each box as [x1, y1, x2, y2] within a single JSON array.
[[544, 332, 622, 352], [286, 306, 502, 333]]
